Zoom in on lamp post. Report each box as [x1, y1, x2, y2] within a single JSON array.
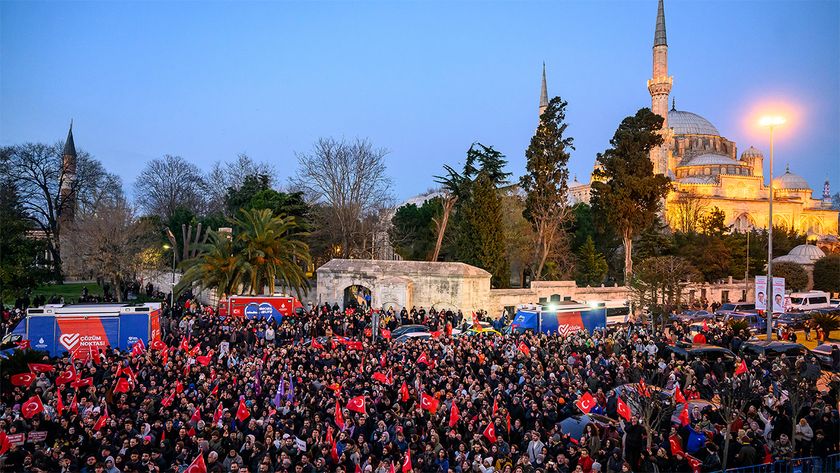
[[163, 244, 176, 310], [759, 115, 785, 340]]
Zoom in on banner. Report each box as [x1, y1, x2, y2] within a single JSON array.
[[755, 276, 785, 313]]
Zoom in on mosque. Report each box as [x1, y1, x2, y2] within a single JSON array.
[[567, 0, 838, 239]]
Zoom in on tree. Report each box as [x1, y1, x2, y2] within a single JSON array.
[[225, 174, 310, 228], [62, 200, 157, 302], [698, 207, 728, 237], [205, 153, 276, 216], [590, 108, 671, 283], [177, 230, 245, 299], [232, 209, 311, 297], [389, 198, 441, 261], [575, 236, 607, 287], [292, 138, 392, 258], [772, 261, 809, 292], [632, 256, 700, 328], [520, 96, 575, 280], [501, 193, 537, 286], [134, 154, 208, 221], [568, 203, 622, 282], [457, 173, 510, 288], [1, 142, 122, 276], [0, 177, 50, 301], [669, 192, 708, 234], [812, 255, 840, 293], [715, 371, 760, 470]]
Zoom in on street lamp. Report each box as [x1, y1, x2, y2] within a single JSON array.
[[759, 115, 785, 340], [163, 244, 176, 310]]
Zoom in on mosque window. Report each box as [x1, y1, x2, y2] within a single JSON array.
[[704, 167, 711, 176]]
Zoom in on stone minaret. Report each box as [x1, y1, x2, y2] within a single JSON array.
[[539, 62, 549, 119], [59, 121, 77, 229], [647, 0, 673, 175]]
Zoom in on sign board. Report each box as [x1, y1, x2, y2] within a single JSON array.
[[7, 433, 25, 446], [27, 431, 47, 443], [755, 276, 785, 313]]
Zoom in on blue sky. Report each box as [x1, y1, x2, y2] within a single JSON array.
[[2, 0, 838, 201]]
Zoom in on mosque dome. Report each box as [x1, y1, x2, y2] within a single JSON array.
[[668, 109, 720, 136], [740, 146, 764, 160], [773, 166, 811, 190], [685, 153, 738, 167], [772, 244, 825, 265]]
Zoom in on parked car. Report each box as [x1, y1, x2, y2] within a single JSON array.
[[390, 324, 430, 338], [788, 291, 832, 311], [740, 340, 806, 360], [671, 310, 714, 323], [810, 343, 840, 371], [660, 342, 736, 368], [724, 312, 766, 333], [394, 332, 431, 344], [772, 312, 811, 330], [715, 303, 756, 317], [830, 299, 840, 309]]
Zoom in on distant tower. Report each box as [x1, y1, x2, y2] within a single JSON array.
[[824, 178, 831, 201], [59, 121, 77, 229], [647, 0, 673, 175], [539, 62, 549, 119]]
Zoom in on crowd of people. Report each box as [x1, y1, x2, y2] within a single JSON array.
[[1, 299, 838, 473]]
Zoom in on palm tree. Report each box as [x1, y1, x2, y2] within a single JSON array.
[[176, 230, 245, 298], [231, 208, 311, 298]]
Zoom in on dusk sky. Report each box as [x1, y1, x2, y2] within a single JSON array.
[[2, 0, 838, 201]]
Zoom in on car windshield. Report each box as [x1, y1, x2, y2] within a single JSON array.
[[720, 304, 736, 310], [790, 297, 804, 304]]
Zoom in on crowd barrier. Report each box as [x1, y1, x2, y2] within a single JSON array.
[[713, 454, 840, 473]]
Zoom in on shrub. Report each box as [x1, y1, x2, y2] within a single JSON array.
[[812, 255, 840, 293], [772, 261, 808, 292]]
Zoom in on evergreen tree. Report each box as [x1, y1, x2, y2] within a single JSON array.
[[0, 177, 50, 301], [520, 96, 574, 280], [772, 262, 809, 292], [389, 198, 442, 261], [457, 173, 510, 288], [575, 236, 608, 287], [812, 255, 840, 293], [590, 108, 671, 283]]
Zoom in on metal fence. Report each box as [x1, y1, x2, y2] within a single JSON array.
[[714, 454, 840, 473]]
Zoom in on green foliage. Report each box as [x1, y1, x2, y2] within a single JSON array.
[[575, 236, 608, 286], [699, 207, 728, 236], [0, 178, 51, 301], [812, 255, 840, 293], [770, 226, 807, 256], [673, 232, 732, 282], [457, 173, 510, 288], [389, 198, 442, 261], [568, 203, 622, 281], [810, 311, 839, 336], [590, 108, 672, 281], [772, 261, 809, 292], [727, 319, 750, 336], [632, 256, 700, 324], [634, 219, 673, 262], [225, 174, 311, 228]]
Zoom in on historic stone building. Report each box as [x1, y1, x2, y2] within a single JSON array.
[[569, 0, 838, 238]]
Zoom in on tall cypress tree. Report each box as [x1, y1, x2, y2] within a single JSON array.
[[457, 173, 509, 288]]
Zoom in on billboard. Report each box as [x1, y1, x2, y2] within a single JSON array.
[[55, 317, 120, 356], [755, 276, 785, 313], [228, 296, 301, 321], [511, 308, 606, 335]]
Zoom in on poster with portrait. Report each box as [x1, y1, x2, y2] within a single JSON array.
[[755, 276, 785, 313]]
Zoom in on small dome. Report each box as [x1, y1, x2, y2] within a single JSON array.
[[772, 244, 825, 265], [685, 153, 739, 166], [668, 110, 720, 136], [678, 176, 717, 185], [740, 146, 763, 159], [773, 165, 811, 190]]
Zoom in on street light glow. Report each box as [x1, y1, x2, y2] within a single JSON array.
[[759, 115, 786, 127]]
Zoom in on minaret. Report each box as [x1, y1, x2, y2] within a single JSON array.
[[59, 121, 77, 228], [824, 178, 832, 203], [647, 0, 673, 175], [539, 63, 549, 119]]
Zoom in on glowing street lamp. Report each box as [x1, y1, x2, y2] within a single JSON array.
[[760, 115, 785, 340], [163, 243, 176, 309]]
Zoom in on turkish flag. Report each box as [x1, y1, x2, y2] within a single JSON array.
[[399, 382, 410, 403], [483, 422, 498, 443], [735, 359, 748, 376], [372, 372, 390, 384], [679, 403, 690, 426], [616, 396, 632, 421], [131, 339, 146, 356], [161, 390, 175, 408], [674, 385, 686, 404], [347, 396, 367, 415], [213, 403, 224, 424], [702, 319, 709, 332], [402, 449, 412, 473], [685, 454, 702, 473], [28, 363, 54, 374], [575, 392, 596, 414], [175, 381, 184, 393], [417, 352, 434, 367], [56, 390, 64, 415], [93, 410, 109, 431], [180, 337, 190, 352], [449, 403, 460, 427], [10, 372, 35, 387], [311, 339, 324, 350], [669, 434, 685, 456], [388, 462, 396, 473], [184, 454, 207, 473], [335, 400, 345, 429], [0, 432, 10, 456], [196, 354, 212, 366], [56, 364, 78, 385], [236, 399, 250, 422], [518, 342, 531, 356], [70, 394, 78, 414], [506, 412, 511, 433], [381, 329, 391, 340], [150, 339, 167, 351], [21, 395, 44, 418], [191, 407, 202, 423], [15, 339, 30, 350], [492, 398, 498, 417], [420, 393, 439, 414], [71, 377, 93, 389], [330, 438, 339, 463], [638, 378, 650, 398], [114, 378, 131, 393]]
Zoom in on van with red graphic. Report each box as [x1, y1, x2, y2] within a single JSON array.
[[5, 303, 162, 357], [218, 295, 304, 322]]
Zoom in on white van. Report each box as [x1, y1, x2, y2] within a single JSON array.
[[788, 291, 831, 311]]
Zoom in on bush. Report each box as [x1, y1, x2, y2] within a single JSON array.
[[810, 311, 840, 338], [772, 261, 809, 292], [728, 319, 750, 336], [812, 254, 840, 293]]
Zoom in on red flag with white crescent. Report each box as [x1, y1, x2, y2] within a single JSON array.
[[402, 449, 412, 473], [420, 393, 439, 414], [184, 454, 207, 473], [449, 402, 460, 427], [483, 422, 498, 443], [236, 399, 250, 422], [347, 396, 366, 415], [616, 396, 632, 421], [575, 392, 596, 414], [21, 395, 44, 418], [10, 372, 36, 387], [335, 400, 345, 430], [674, 385, 686, 404]]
